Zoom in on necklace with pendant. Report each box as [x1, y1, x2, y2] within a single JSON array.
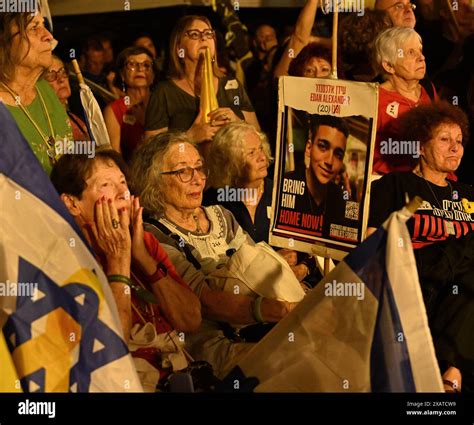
[[192, 212, 202, 233], [1, 81, 58, 164], [165, 209, 205, 234]]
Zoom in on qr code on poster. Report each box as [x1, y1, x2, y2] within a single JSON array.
[[345, 201, 359, 220]]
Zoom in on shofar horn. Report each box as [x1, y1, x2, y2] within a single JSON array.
[[200, 47, 219, 124]]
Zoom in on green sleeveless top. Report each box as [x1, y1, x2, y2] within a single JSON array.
[[5, 80, 73, 175]]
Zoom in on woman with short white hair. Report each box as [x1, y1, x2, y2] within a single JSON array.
[[372, 27, 439, 176]]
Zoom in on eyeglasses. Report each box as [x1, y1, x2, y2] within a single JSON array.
[[125, 61, 153, 72], [44, 67, 69, 82], [160, 165, 209, 183], [385, 2, 416, 12], [184, 29, 215, 41]]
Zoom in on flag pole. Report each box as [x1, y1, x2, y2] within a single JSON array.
[[71, 59, 85, 85], [71, 59, 94, 142]]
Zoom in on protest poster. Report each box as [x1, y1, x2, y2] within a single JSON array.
[[269, 76, 378, 259]]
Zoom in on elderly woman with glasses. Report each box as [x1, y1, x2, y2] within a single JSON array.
[[0, 12, 73, 175], [104, 46, 157, 163], [44, 55, 90, 142], [372, 27, 443, 176], [130, 132, 298, 378], [144, 15, 260, 145]]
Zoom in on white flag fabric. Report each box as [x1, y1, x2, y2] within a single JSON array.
[[79, 83, 111, 147]]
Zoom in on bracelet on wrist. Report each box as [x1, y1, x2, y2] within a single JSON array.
[[107, 274, 159, 304], [107, 274, 132, 286], [107, 274, 139, 292]]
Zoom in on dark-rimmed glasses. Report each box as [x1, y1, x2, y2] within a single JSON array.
[[44, 67, 69, 82], [184, 29, 215, 41], [160, 165, 209, 183], [125, 61, 153, 72]]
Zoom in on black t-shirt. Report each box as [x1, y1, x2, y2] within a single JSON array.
[[145, 76, 254, 132], [369, 172, 474, 249], [203, 178, 273, 243], [279, 166, 358, 242]]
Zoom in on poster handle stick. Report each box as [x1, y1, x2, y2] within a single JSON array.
[[330, 0, 338, 79], [323, 257, 330, 276], [287, 108, 295, 172]]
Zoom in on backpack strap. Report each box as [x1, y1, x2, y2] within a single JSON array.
[[145, 217, 202, 271]]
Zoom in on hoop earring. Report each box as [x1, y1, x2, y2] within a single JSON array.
[[211, 56, 216, 63], [122, 81, 126, 93]]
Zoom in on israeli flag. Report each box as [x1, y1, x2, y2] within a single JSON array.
[[0, 104, 142, 392]]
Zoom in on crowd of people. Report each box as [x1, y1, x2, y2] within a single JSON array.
[[1, 0, 473, 393]]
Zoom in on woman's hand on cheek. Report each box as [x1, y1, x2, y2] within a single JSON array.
[[77, 213, 103, 256], [94, 196, 132, 269]]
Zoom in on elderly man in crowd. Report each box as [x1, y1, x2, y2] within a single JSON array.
[[375, 0, 416, 28]]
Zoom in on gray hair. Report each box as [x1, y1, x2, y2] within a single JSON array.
[[373, 27, 422, 80], [208, 122, 273, 188], [129, 132, 197, 218]]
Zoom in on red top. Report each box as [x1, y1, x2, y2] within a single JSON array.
[[374, 86, 457, 180], [374, 87, 457, 181], [373, 86, 435, 175], [108, 97, 144, 162]]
